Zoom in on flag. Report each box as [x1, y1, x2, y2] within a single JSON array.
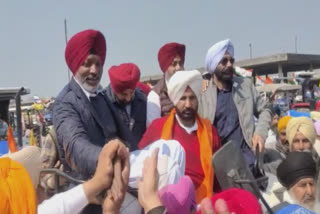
[[29, 129, 36, 146], [7, 126, 18, 153], [265, 75, 273, 84]]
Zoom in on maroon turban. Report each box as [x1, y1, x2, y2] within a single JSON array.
[[65, 29, 106, 74], [158, 42, 186, 73], [108, 63, 141, 94]]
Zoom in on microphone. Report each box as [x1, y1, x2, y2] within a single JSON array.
[[272, 202, 315, 214]]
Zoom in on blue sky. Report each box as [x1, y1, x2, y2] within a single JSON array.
[[1, 0, 320, 97]]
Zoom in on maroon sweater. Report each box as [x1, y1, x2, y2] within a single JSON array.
[[138, 116, 220, 188]]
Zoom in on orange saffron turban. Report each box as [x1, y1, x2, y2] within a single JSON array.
[[0, 157, 37, 214]]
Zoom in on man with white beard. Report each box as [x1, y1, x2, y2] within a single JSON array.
[[53, 29, 133, 213], [277, 152, 319, 212]]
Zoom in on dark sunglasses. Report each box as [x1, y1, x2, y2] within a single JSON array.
[[220, 57, 235, 65]]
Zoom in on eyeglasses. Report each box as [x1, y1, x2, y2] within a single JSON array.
[[220, 57, 235, 66]]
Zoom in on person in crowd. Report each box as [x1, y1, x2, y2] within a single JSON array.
[[52, 29, 133, 213], [313, 119, 320, 156], [147, 42, 185, 126], [139, 70, 221, 203], [136, 81, 151, 96], [0, 113, 8, 140], [263, 116, 292, 175], [277, 152, 319, 212], [199, 39, 271, 169], [105, 63, 146, 148], [286, 117, 317, 153], [265, 105, 281, 146], [0, 141, 129, 214]]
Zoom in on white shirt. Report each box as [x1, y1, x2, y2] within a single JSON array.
[[146, 90, 161, 127], [175, 114, 197, 134], [38, 184, 88, 214]]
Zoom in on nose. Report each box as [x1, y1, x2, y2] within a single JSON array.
[[90, 64, 98, 74], [185, 98, 192, 108], [306, 184, 313, 195], [297, 141, 305, 151], [175, 63, 182, 71], [226, 59, 233, 68]]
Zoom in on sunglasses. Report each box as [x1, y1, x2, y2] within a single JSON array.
[[220, 57, 235, 65]]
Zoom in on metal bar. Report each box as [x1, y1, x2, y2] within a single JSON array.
[[40, 168, 84, 184], [15, 87, 24, 147]]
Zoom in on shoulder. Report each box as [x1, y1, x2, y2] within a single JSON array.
[[233, 76, 254, 88], [148, 116, 168, 129], [147, 90, 160, 101], [135, 89, 147, 102]]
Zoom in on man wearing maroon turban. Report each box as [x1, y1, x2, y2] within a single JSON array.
[[105, 63, 147, 148], [147, 42, 186, 126], [52, 29, 133, 213]]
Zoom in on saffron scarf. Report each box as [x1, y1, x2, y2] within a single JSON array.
[[161, 109, 214, 203]]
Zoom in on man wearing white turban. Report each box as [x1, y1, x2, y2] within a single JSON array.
[[199, 39, 272, 170], [138, 70, 221, 203]]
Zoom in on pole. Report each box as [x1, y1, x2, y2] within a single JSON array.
[[15, 87, 24, 147], [249, 43, 252, 59], [295, 36, 298, 53], [64, 19, 70, 81]]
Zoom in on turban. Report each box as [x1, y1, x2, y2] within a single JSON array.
[[310, 111, 320, 121], [205, 39, 234, 74], [159, 176, 196, 214], [0, 157, 37, 214], [158, 42, 186, 72], [196, 188, 262, 214], [167, 70, 202, 105], [314, 119, 320, 136], [3, 146, 42, 188], [286, 117, 316, 146], [277, 152, 316, 189], [108, 63, 140, 94], [277, 116, 292, 132], [65, 29, 106, 74]]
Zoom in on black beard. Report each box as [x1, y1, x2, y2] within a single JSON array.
[[176, 107, 197, 122], [215, 67, 234, 82]]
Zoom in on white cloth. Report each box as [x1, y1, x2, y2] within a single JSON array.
[[38, 184, 88, 214], [129, 139, 186, 189], [205, 39, 234, 73], [146, 90, 161, 127], [167, 70, 202, 105]]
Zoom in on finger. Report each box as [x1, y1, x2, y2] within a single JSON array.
[[121, 152, 130, 186], [111, 157, 122, 200], [215, 199, 230, 214], [150, 148, 159, 171], [200, 198, 215, 214]]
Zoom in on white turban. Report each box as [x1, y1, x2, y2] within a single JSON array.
[[167, 70, 202, 105], [205, 39, 234, 73]]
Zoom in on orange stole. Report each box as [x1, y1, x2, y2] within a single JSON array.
[[161, 109, 214, 203]]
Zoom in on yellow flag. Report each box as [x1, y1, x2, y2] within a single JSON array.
[[29, 130, 36, 146]]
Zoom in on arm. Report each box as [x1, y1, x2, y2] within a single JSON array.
[[147, 91, 161, 127], [251, 83, 272, 140], [53, 99, 101, 176]]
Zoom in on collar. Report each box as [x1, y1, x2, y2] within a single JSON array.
[[175, 114, 197, 134], [73, 77, 103, 100]]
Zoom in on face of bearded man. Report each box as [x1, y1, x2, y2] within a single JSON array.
[[214, 52, 235, 83], [175, 87, 198, 127], [75, 54, 103, 93], [289, 177, 317, 211]]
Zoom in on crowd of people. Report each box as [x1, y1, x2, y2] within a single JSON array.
[[1, 28, 320, 214]]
